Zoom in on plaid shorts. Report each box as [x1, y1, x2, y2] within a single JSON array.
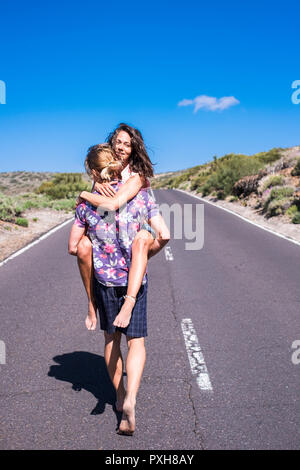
[[94, 278, 148, 338]]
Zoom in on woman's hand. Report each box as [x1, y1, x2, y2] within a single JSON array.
[[76, 195, 85, 207], [94, 181, 118, 197]]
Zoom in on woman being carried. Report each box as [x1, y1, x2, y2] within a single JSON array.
[[73, 123, 170, 331]]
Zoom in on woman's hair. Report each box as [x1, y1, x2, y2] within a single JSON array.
[[84, 143, 123, 182], [106, 123, 155, 178]]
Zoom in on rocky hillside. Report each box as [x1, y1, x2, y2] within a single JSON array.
[[151, 146, 300, 224], [0, 171, 90, 195]]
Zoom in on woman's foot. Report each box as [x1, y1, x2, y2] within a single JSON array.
[[117, 396, 136, 435], [85, 301, 97, 330], [113, 298, 134, 329]]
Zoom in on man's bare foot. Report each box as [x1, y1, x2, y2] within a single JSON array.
[[85, 301, 97, 330], [113, 298, 134, 329], [117, 396, 136, 435]]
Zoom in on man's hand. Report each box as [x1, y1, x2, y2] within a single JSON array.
[[94, 181, 118, 197]]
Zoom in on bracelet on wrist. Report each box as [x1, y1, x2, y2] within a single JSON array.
[[123, 294, 136, 304]]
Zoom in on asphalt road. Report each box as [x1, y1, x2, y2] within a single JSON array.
[[0, 189, 299, 450]]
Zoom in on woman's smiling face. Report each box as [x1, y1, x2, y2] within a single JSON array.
[[114, 130, 132, 165]]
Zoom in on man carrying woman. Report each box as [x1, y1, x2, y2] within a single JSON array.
[[68, 124, 170, 435]]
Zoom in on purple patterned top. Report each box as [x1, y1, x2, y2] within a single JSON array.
[[74, 182, 159, 287]]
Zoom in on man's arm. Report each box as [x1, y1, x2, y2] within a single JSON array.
[[79, 174, 145, 211], [147, 214, 170, 259], [68, 224, 86, 256]]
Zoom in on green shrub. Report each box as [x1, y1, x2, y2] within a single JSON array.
[[292, 212, 300, 224], [291, 158, 300, 176], [51, 199, 76, 211], [35, 173, 90, 199], [35, 181, 54, 195], [171, 172, 190, 188], [21, 200, 40, 210], [15, 217, 29, 227], [286, 204, 299, 217], [190, 173, 207, 191], [14, 206, 23, 217], [201, 154, 262, 197], [266, 186, 294, 202], [265, 197, 293, 217], [263, 186, 295, 214], [253, 148, 283, 165], [0, 195, 17, 222], [261, 175, 285, 192], [0, 206, 15, 222], [33, 217, 38, 222]]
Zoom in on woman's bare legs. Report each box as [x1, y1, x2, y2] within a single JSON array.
[[104, 331, 126, 412], [113, 230, 154, 329], [118, 336, 146, 435], [77, 235, 97, 330]]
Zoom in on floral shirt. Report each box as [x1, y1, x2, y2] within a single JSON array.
[[74, 182, 159, 287]]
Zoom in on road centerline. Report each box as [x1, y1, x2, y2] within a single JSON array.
[[181, 318, 213, 392]]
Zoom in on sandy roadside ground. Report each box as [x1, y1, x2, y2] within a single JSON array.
[[182, 190, 300, 244], [0, 209, 74, 263]]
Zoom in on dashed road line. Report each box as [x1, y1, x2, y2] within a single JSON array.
[[164, 246, 174, 260], [181, 318, 213, 391]]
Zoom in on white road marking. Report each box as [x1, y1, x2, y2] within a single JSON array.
[[181, 318, 213, 391], [175, 188, 300, 248], [164, 246, 174, 260], [149, 187, 156, 202], [0, 217, 74, 268]]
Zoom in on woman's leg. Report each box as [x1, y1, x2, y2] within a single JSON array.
[[77, 235, 97, 330], [104, 330, 126, 412], [113, 229, 154, 329], [118, 336, 146, 434]]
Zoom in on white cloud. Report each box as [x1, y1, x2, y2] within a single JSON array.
[[178, 94, 240, 112]]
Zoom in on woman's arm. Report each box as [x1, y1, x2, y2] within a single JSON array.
[[80, 174, 145, 211]]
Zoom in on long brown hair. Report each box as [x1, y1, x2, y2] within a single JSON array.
[[84, 144, 123, 182], [106, 123, 155, 178]]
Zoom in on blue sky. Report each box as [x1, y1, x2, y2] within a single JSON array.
[[0, 0, 299, 174]]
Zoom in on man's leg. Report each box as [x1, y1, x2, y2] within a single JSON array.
[[104, 330, 126, 411], [118, 336, 146, 434], [77, 235, 97, 330], [113, 230, 154, 328]]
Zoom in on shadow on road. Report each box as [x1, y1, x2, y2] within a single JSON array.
[[48, 351, 124, 427]]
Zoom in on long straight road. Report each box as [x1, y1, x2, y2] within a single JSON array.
[[0, 189, 299, 449]]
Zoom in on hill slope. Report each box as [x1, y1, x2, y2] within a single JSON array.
[[151, 146, 300, 224]]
